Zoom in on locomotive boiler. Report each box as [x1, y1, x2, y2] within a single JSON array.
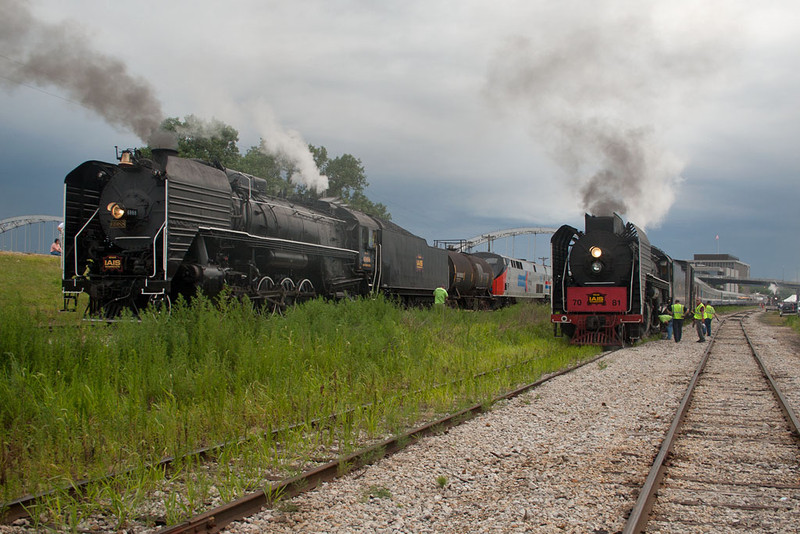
[[62, 149, 495, 317], [550, 213, 671, 345]]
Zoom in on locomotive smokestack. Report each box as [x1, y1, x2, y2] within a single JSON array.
[[148, 129, 179, 152], [151, 146, 179, 170], [585, 213, 624, 235]]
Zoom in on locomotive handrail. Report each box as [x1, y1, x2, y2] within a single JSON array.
[[72, 208, 99, 278], [372, 244, 382, 294], [558, 247, 570, 311], [629, 246, 636, 313], [150, 221, 166, 279]]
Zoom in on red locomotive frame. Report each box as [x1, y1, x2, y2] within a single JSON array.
[[551, 287, 644, 345]]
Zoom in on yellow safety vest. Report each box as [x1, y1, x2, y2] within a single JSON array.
[[705, 304, 715, 319], [671, 303, 684, 319], [694, 303, 705, 320]]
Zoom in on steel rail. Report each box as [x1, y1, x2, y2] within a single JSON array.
[[620, 318, 720, 534], [157, 351, 611, 534], [622, 312, 798, 533], [742, 326, 800, 439]]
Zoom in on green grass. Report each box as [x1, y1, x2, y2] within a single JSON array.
[[779, 313, 800, 335], [0, 252, 87, 327], [0, 251, 597, 527]]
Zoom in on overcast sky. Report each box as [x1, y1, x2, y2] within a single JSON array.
[[1, 0, 799, 281]]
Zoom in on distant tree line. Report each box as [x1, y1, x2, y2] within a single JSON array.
[[139, 115, 391, 220]]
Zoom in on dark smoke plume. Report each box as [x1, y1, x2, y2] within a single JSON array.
[[0, 0, 163, 142], [485, 3, 740, 228]]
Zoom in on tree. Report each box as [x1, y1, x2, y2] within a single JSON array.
[[239, 145, 289, 196], [308, 145, 391, 220], [325, 153, 368, 200], [348, 191, 392, 220], [160, 115, 241, 168]]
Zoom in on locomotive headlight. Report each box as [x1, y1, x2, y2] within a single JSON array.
[[590, 246, 602, 258], [591, 260, 603, 274], [107, 202, 126, 219]]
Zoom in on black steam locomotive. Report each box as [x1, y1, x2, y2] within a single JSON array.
[[550, 213, 673, 345], [61, 148, 495, 317]]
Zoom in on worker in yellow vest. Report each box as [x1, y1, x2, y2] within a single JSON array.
[[658, 308, 673, 340], [693, 297, 706, 342], [704, 301, 719, 336], [670, 299, 685, 343], [433, 286, 448, 306]]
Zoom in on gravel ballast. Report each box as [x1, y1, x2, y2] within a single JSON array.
[[228, 319, 785, 533]]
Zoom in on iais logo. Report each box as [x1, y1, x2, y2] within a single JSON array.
[[102, 255, 123, 272], [587, 292, 606, 305]]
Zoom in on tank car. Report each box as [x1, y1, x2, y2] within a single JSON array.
[[550, 213, 671, 345], [61, 149, 493, 317]]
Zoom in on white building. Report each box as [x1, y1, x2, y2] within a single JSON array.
[[689, 254, 751, 293]]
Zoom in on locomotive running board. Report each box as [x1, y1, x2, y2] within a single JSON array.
[[197, 226, 359, 260]]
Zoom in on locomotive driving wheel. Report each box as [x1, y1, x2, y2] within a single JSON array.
[[255, 276, 284, 315]]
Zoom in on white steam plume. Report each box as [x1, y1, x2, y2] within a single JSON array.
[[253, 101, 328, 193], [769, 283, 779, 295]]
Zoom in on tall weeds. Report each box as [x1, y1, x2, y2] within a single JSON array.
[[1, 287, 595, 507]]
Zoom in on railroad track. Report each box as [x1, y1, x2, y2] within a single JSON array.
[[154, 351, 610, 534], [624, 315, 800, 532], [1, 351, 607, 531]]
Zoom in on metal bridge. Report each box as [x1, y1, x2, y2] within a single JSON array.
[[0, 215, 62, 254], [435, 226, 558, 255]]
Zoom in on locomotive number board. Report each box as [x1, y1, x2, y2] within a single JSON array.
[[566, 287, 627, 312]]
